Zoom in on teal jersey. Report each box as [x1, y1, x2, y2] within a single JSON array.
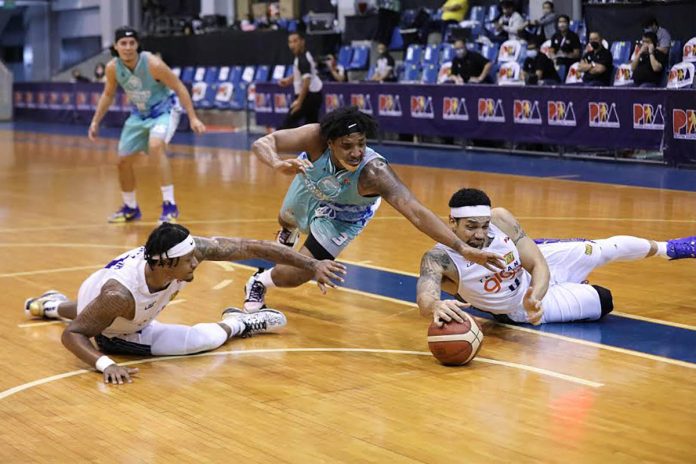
[[281, 147, 384, 233], [115, 52, 173, 118]]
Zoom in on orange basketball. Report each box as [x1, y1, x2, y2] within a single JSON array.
[[427, 313, 484, 366]]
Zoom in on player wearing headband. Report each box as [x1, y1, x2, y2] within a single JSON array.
[[243, 106, 505, 311], [23, 223, 346, 385], [88, 26, 206, 224], [417, 188, 696, 326]]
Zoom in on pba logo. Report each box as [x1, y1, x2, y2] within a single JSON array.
[[255, 93, 272, 112], [684, 42, 696, 61], [589, 102, 620, 128], [274, 93, 292, 113], [477, 98, 505, 122], [324, 93, 344, 112], [442, 97, 468, 121], [633, 104, 664, 130], [49, 92, 61, 109], [351, 93, 373, 114], [13, 91, 25, 108], [410, 95, 434, 119], [36, 92, 48, 108], [75, 91, 88, 109], [547, 101, 576, 126], [62, 92, 72, 106], [672, 109, 696, 140], [90, 92, 101, 108], [668, 66, 693, 84], [513, 99, 542, 125], [378, 94, 402, 117]]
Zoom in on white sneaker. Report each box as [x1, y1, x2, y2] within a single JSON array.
[[275, 227, 300, 248], [24, 290, 68, 318], [222, 307, 287, 337], [243, 269, 268, 311]]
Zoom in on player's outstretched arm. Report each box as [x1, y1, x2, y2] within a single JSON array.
[[251, 124, 326, 175], [88, 61, 118, 141], [193, 237, 346, 291], [492, 208, 549, 324], [359, 160, 505, 271], [417, 248, 469, 327], [62, 279, 139, 384]]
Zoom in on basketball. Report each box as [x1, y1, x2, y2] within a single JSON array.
[[427, 313, 484, 366]]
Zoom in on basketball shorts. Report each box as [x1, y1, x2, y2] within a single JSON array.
[[118, 107, 180, 156]]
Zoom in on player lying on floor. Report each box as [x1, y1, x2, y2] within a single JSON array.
[[24, 223, 345, 384], [417, 188, 695, 326]]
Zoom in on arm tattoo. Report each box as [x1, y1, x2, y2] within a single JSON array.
[[194, 237, 243, 262], [417, 249, 456, 309], [359, 160, 413, 205], [512, 221, 527, 244], [67, 279, 134, 338], [194, 236, 315, 271]]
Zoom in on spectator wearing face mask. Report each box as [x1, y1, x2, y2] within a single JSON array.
[[522, 36, 560, 85], [448, 39, 493, 84], [631, 31, 667, 88], [371, 42, 397, 82], [642, 17, 671, 54], [525, 1, 557, 40], [548, 14, 581, 68], [577, 31, 613, 87], [324, 55, 347, 82]]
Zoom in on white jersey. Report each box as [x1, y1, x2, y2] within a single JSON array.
[[77, 247, 187, 338], [437, 224, 531, 315]]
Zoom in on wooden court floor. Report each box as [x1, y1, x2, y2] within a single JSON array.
[[0, 129, 695, 463]]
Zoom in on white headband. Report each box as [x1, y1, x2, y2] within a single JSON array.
[[450, 205, 491, 218], [153, 234, 196, 260]]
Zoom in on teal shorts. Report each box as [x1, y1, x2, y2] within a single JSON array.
[[118, 108, 180, 156]]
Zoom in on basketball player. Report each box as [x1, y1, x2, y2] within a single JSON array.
[[243, 107, 505, 311], [88, 26, 206, 224], [417, 188, 696, 326], [23, 223, 346, 385]]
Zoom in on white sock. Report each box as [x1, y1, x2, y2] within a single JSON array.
[[43, 301, 62, 319], [219, 316, 245, 338], [258, 269, 277, 288], [655, 241, 669, 259], [596, 236, 652, 266], [161, 185, 175, 204], [122, 191, 137, 209]]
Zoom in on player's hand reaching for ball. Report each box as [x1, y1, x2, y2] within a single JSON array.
[[312, 260, 347, 294], [432, 300, 471, 327], [523, 286, 543, 325], [103, 365, 139, 385], [457, 246, 505, 272], [190, 117, 206, 134], [273, 157, 313, 175]]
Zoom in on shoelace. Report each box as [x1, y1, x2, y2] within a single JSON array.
[[246, 281, 266, 301], [278, 229, 293, 245], [242, 318, 268, 337]]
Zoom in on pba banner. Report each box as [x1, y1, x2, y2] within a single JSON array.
[[255, 82, 692, 165]]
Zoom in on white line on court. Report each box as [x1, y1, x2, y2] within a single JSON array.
[[0, 347, 603, 401]]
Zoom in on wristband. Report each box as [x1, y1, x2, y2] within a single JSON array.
[[95, 355, 116, 372]]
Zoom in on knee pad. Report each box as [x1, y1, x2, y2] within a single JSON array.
[[591, 285, 614, 318]]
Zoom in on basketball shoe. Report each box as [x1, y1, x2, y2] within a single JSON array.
[[221, 307, 287, 337], [667, 236, 696, 260], [159, 201, 179, 224], [24, 290, 68, 319], [108, 204, 141, 223], [243, 269, 268, 311], [276, 227, 299, 248]]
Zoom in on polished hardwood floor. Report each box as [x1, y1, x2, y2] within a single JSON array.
[[1, 128, 695, 463]]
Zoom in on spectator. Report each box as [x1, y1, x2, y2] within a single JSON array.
[[94, 62, 106, 83], [493, 1, 525, 42], [548, 14, 581, 68], [375, 0, 401, 48], [449, 39, 492, 84], [441, 0, 469, 29], [324, 54, 347, 82], [371, 42, 397, 82], [577, 31, 613, 87], [643, 17, 671, 54], [71, 68, 91, 83], [525, 1, 557, 40], [277, 31, 323, 129], [522, 36, 560, 85], [631, 31, 667, 88]]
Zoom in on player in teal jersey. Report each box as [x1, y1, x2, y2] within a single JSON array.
[[243, 106, 505, 311], [88, 26, 206, 224]]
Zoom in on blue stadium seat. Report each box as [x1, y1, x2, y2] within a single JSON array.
[[610, 41, 631, 66], [180, 66, 195, 83], [669, 40, 683, 68], [481, 44, 499, 62], [193, 67, 207, 82], [469, 5, 485, 23], [240, 65, 256, 84], [254, 65, 270, 82], [204, 67, 218, 83], [348, 46, 370, 70], [466, 42, 482, 52], [338, 46, 353, 69], [405, 44, 424, 65], [570, 20, 586, 41], [440, 43, 454, 63], [423, 44, 440, 65], [389, 27, 403, 51], [485, 4, 498, 23], [402, 63, 422, 82], [271, 65, 286, 83], [285, 65, 294, 78], [171, 67, 181, 78], [421, 63, 439, 84]]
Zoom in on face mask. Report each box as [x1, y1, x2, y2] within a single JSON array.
[[455, 48, 465, 57], [590, 41, 600, 50], [526, 50, 538, 58]]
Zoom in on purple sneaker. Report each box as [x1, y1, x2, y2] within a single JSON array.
[[159, 201, 179, 224], [666, 236, 696, 260], [108, 204, 141, 223]]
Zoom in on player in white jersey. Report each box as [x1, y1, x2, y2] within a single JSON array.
[[23, 223, 345, 385], [417, 188, 696, 326]]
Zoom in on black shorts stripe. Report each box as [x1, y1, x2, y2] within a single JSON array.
[[95, 334, 152, 356]]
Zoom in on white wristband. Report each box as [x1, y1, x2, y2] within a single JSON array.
[[95, 355, 116, 372]]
